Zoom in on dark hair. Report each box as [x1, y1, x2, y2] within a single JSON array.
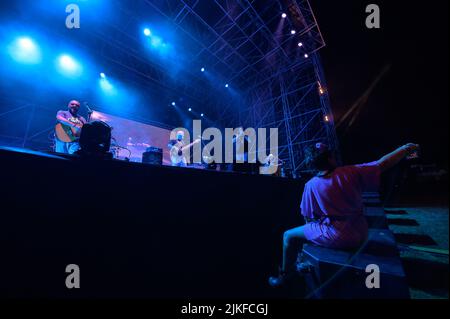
[[304, 144, 333, 171]]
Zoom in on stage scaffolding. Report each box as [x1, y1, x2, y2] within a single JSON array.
[[0, 0, 338, 177]]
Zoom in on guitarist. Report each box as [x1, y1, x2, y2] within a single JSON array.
[[54, 100, 87, 154], [168, 130, 200, 167]]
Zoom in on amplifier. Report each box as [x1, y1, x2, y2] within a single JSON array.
[[142, 147, 163, 165]]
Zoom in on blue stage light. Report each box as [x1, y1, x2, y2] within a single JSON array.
[[201, 67, 205, 72], [99, 78, 114, 93], [8, 37, 41, 64], [188, 108, 192, 112], [150, 36, 162, 48], [225, 84, 229, 88], [57, 54, 82, 77], [291, 30, 296, 35], [144, 28, 151, 36], [100, 72, 106, 78], [59, 55, 76, 69], [171, 102, 176, 106], [201, 113, 204, 117], [281, 13, 287, 18]]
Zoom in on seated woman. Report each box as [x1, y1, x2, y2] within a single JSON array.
[[268, 142, 420, 287]]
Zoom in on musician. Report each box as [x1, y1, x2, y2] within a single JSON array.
[[55, 100, 86, 154], [268, 142, 420, 287], [168, 130, 188, 167], [168, 130, 201, 167], [260, 153, 282, 175]]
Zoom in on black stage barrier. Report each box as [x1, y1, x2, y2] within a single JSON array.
[[0, 147, 303, 298]]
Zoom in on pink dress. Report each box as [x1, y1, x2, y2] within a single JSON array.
[[300, 161, 381, 249]]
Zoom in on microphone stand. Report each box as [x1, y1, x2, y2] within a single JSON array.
[[84, 102, 94, 122]]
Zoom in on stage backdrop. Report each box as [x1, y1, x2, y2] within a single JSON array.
[[90, 111, 172, 164]]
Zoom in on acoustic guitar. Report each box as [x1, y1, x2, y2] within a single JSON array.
[[170, 139, 201, 165], [55, 122, 83, 143]]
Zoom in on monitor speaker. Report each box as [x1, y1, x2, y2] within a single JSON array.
[[142, 147, 163, 165]]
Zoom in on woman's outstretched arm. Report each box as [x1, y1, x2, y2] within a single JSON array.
[[378, 143, 420, 172]]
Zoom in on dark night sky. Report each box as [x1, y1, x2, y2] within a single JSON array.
[[312, 0, 449, 167]]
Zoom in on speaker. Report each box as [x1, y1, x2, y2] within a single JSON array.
[[142, 147, 163, 165]]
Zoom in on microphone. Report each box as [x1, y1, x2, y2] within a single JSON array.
[[84, 102, 94, 114]]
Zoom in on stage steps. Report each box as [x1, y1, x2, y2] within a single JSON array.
[[362, 191, 383, 206], [364, 206, 388, 229]]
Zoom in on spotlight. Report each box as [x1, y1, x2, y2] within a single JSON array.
[[201, 67, 205, 72], [225, 84, 229, 88], [298, 42, 303, 47], [201, 113, 204, 117], [143, 28, 151, 36], [99, 78, 114, 92], [324, 115, 330, 122], [18, 38, 34, 50], [57, 54, 82, 77], [100, 72, 106, 78], [304, 53, 309, 58], [151, 36, 162, 48], [188, 108, 192, 112], [171, 102, 176, 106], [281, 13, 287, 18], [59, 55, 76, 70], [8, 37, 41, 64], [318, 82, 325, 95], [290, 30, 296, 35]]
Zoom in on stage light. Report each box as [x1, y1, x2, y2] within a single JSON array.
[[172, 102, 176, 106], [99, 73, 114, 93], [59, 55, 76, 70], [150, 36, 162, 48], [100, 78, 114, 92], [225, 84, 229, 88], [18, 38, 34, 50], [8, 37, 41, 64], [142, 29, 170, 55], [201, 113, 204, 117], [298, 42, 303, 47], [318, 82, 325, 95], [281, 13, 287, 18], [57, 54, 82, 77], [324, 115, 330, 122], [291, 30, 296, 35], [188, 108, 192, 112], [201, 67, 205, 72], [304, 53, 309, 58]]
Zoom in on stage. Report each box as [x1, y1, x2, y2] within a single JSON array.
[[0, 146, 303, 298]]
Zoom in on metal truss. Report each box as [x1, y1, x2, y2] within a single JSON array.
[[232, 55, 336, 176], [0, 96, 55, 151], [0, 0, 338, 177]]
